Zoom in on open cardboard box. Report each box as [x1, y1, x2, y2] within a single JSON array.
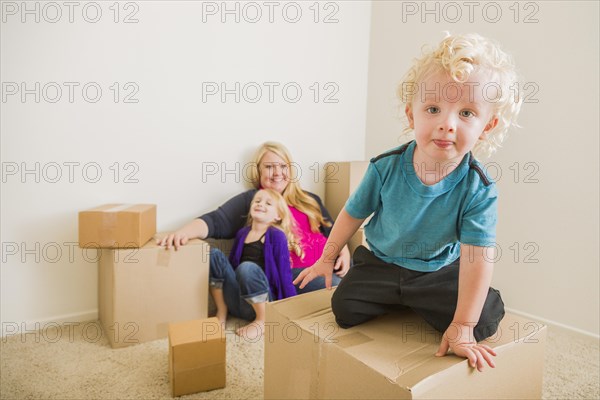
[[265, 288, 546, 399]]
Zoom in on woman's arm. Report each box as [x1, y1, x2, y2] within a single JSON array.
[[199, 189, 257, 239], [156, 189, 257, 249], [156, 218, 209, 250]]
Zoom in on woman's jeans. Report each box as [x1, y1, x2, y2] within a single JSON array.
[[209, 248, 271, 321]]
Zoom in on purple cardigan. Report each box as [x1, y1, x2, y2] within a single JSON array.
[[229, 226, 297, 301]]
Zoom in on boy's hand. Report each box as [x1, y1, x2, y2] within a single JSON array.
[[334, 246, 351, 277], [435, 322, 497, 372], [293, 259, 335, 289]]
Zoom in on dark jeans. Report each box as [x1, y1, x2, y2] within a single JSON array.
[[332, 246, 505, 342], [209, 247, 271, 321]]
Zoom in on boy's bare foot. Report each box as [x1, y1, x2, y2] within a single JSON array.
[[236, 320, 265, 341]]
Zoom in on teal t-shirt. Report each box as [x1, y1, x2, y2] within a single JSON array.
[[345, 141, 497, 272]]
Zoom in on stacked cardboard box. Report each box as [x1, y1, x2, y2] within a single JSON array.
[[98, 237, 210, 348], [324, 162, 369, 253], [79, 204, 156, 248], [79, 204, 210, 348], [264, 289, 546, 400]]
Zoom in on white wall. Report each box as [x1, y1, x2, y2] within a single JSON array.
[[365, 1, 599, 335], [1, 1, 371, 331]]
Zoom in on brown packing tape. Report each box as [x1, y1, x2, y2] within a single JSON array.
[[157, 248, 170, 267], [335, 331, 374, 349], [309, 335, 323, 399], [100, 211, 118, 246], [102, 204, 137, 212], [297, 307, 332, 321]]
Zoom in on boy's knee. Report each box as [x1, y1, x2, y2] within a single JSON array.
[[331, 289, 357, 329]]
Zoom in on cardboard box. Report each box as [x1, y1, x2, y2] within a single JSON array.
[[324, 162, 370, 253], [348, 227, 368, 254], [98, 236, 209, 348], [265, 289, 546, 399], [324, 161, 369, 220], [168, 318, 226, 397], [79, 204, 156, 248]]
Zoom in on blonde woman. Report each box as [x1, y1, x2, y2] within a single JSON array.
[[158, 141, 351, 293]]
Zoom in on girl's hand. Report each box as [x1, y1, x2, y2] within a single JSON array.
[[334, 245, 351, 277], [293, 259, 335, 289], [435, 322, 497, 372]]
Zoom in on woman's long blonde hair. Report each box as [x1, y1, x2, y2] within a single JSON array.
[[249, 141, 331, 233], [246, 188, 304, 258]]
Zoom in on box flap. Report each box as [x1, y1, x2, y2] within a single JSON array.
[[286, 295, 546, 391], [169, 318, 223, 346], [270, 287, 335, 321]]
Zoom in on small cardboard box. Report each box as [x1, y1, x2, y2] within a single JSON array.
[[168, 318, 226, 397], [98, 236, 209, 348], [265, 289, 546, 399], [79, 204, 156, 248]]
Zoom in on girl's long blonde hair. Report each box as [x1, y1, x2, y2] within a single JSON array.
[[248, 141, 331, 233], [247, 188, 304, 259]]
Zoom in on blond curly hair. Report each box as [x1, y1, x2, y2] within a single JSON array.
[[398, 32, 523, 158]]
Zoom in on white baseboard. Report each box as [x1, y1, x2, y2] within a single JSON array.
[[1, 309, 98, 338], [506, 307, 600, 340], [4, 308, 599, 340]]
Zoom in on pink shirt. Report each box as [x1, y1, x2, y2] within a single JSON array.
[[289, 206, 327, 269]]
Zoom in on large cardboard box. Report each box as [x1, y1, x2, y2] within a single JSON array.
[[348, 227, 368, 254], [168, 318, 226, 397], [324, 162, 370, 253], [324, 161, 369, 220], [98, 237, 209, 348], [265, 289, 546, 399], [79, 204, 156, 248]]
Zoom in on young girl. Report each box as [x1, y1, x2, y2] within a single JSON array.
[[209, 188, 301, 339]]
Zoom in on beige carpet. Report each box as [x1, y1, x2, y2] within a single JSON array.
[[1, 318, 598, 399]]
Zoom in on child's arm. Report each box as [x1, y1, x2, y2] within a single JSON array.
[[293, 208, 365, 289], [435, 244, 497, 371]]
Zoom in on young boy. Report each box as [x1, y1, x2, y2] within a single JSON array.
[[294, 33, 522, 372]]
